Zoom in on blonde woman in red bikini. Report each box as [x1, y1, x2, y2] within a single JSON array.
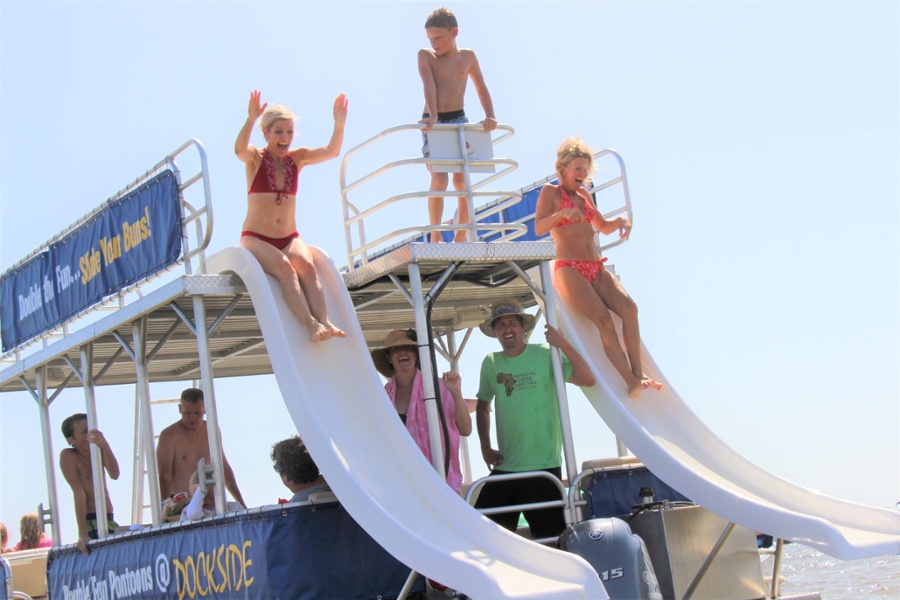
[[235, 90, 348, 342], [535, 135, 661, 398]]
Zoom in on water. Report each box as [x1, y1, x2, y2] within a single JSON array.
[[763, 544, 900, 599]]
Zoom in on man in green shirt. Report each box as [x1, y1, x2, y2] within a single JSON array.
[[474, 299, 595, 540]]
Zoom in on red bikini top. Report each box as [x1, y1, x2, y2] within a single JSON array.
[[556, 185, 596, 227], [248, 149, 298, 205]]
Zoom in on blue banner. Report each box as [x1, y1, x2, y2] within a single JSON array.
[[47, 503, 422, 599], [0, 171, 182, 351]]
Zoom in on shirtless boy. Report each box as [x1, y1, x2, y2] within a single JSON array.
[[419, 7, 497, 242], [59, 413, 120, 554], [156, 388, 246, 508]]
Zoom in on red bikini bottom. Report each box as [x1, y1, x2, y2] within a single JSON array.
[[241, 230, 299, 250], [555, 257, 608, 284]]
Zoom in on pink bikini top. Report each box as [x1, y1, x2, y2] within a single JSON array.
[[248, 148, 298, 205], [556, 185, 596, 226]]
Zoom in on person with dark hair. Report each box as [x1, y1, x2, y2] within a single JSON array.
[[156, 388, 246, 508], [59, 413, 120, 554], [271, 436, 331, 503], [474, 299, 595, 540]]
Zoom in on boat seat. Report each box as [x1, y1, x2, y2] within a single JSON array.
[[306, 491, 339, 504], [4, 547, 50, 599]]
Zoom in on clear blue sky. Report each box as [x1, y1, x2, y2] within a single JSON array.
[[1, 0, 897, 553]]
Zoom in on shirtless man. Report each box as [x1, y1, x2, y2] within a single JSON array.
[[418, 7, 497, 242], [59, 413, 120, 555], [156, 388, 246, 508]]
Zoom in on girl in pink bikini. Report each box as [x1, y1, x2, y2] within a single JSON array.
[[234, 90, 348, 342], [534, 135, 661, 398]]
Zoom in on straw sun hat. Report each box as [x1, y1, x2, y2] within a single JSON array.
[[370, 329, 419, 378], [478, 299, 537, 337]]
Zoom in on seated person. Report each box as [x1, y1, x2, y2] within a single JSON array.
[[271, 436, 331, 503], [1, 521, 11, 553], [12, 513, 53, 551], [180, 469, 243, 521]]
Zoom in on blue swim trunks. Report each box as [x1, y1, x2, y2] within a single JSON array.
[[421, 109, 468, 157]]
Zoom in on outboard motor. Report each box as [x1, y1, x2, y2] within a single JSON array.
[[559, 517, 662, 600]]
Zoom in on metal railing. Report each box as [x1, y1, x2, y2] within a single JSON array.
[[588, 149, 634, 256], [464, 470, 569, 545], [0, 139, 213, 362], [339, 123, 525, 270]]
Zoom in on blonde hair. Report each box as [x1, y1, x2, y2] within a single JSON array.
[[18, 513, 43, 549], [260, 104, 296, 135], [555, 135, 595, 174]]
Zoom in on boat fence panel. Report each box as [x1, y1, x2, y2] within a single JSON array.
[[0, 139, 212, 358], [46, 503, 423, 600]]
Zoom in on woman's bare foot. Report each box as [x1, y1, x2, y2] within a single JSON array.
[[307, 319, 332, 342], [641, 376, 663, 392], [324, 321, 345, 338], [626, 374, 662, 399], [627, 378, 644, 399]]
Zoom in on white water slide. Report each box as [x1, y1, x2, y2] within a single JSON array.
[[549, 265, 900, 562], [208, 246, 607, 600]]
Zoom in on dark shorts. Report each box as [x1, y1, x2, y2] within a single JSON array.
[[86, 512, 119, 539], [421, 110, 468, 157], [473, 467, 566, 541]]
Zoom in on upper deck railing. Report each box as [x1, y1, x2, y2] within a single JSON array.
[[466, 148, 634, 254], [339, 122, 526, 271], [0, 139, 213, 360]]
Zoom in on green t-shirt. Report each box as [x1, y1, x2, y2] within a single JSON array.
[[477, 344, 573, 472]]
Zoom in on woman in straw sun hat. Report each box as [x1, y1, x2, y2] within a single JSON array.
[[371, 328, 472, 493]]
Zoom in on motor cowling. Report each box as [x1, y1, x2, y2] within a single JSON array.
[[559, 517, 662, 600]]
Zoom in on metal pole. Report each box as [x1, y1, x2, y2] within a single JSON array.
[[771, 537, 785, 598], [538, 262, 579, 487], [408, 263, 447, 481], [458, 125, 477, 242], [130, 388, 143, 525], [134, 318, 162, 524], [447, 329, 473, 484], [80, 343, 109, 538], [35, 367, 61, 545], [192, 294, 227, 513], [397, 570, 419, 600]]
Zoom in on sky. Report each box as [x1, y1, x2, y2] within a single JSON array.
[[0, 0, 897, 567]]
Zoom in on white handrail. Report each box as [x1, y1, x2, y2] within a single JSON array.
[[0, 139, 213, 360], [339, 123, 522, 271], [591, 149, 634, 256]]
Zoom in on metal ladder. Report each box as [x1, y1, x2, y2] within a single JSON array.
[[130, 390, 181, 524]]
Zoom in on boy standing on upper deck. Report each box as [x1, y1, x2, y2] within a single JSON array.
[[419, 7, 497, 243]]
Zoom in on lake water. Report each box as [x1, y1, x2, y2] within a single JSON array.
[[766, 543, 899, 599]]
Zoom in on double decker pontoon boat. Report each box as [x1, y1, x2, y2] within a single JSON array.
[[2, 124, 898, 599]]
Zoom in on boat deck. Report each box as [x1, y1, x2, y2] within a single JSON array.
[[0, 241, 557, 395]]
